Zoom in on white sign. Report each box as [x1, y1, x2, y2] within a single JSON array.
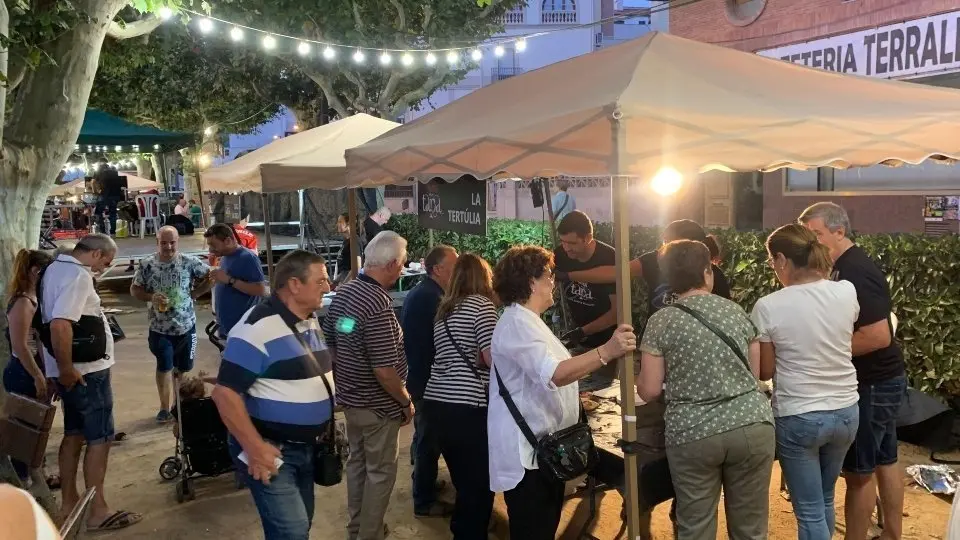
[[758, 10, 960, 79]]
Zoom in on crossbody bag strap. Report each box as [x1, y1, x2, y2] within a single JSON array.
[[283, 318, 337, 442], [554, 193, 569, 216], [441, 317, 486, 385], [493, 366, 540, 451], [671, 302, 752, 375]]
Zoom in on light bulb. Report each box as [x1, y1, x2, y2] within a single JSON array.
[[272, 135, 279, 140], [198, 154, 211, 167], [204, 127, 213, 136], [114, 146, 123, 152], [158, 7, 174, 20], [262, 35, 277, 50], [230, 27, 244, 41], [379, 52, 392, 66], [425, 52, 437, 66], [650, 167, 683, 196], [516, 39, 527, 52], [197, 18, 213, 34], [353, 50, 365, 63], [401, 53, 414, 67], [446, 51, 459, 64], [323, 46, 336, 60], [297, 42, 311, 56], [292, 124, 300, 131], [154, 144, 160, 150], [494, 45, 505, 57], [471, 49, 482, 61]]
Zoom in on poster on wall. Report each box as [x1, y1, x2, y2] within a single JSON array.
[[923, 196, 960, 222], [418, 176, 487, 236]]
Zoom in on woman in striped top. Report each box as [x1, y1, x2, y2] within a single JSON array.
[[422, 253, 499, 540]]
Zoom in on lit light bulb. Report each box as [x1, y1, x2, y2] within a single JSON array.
[[154, 144, 160, 150], [494, 45, 505, 57], [262, 35, 277, 50], [425, 52, 437, 66], [379, 52, 392, 66], [353, 49, 365, 64], [516, 39, 527, 52], [114, 145, 123, 152], [272, 135, 279, 140], [204, 126, 213, 136], [323, 46, 336, 60], [650, 167, 683, 196], [471, 49, 482, 61], [446, 51, 459, 65], [158, 7, 174, 20], [197, 18, 213, 33], [198, 154, 211, 167], [230, 27, 244, 41], [401, 53, 414, 67], [292, 124, 300, 131], [297, 42, 311, 56], [74, 144, 80, 151]]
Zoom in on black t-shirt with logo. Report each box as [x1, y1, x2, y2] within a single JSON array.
[[831, 245, 905, 384], [555, 241, 617, 348], [639, 250, 731, 314]]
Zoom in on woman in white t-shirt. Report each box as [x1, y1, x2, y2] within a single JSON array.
[[751, 224, 860, 540]]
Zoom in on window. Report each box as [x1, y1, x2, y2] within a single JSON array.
[[785, 161, 960, 192], [384, 185, 414, 198], [725, 0, 766, 26], [542, 0, 577, 24]]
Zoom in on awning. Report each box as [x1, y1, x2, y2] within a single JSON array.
[[76, 110, 195, 151]]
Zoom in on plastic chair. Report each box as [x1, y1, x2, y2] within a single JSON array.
[[135, 194, 161, 239]]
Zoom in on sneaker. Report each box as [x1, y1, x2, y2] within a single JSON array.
[[156, 410, 173, 423], [414, 501, 454, 518]]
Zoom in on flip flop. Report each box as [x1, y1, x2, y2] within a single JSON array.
[[88, 510, 142, 532]]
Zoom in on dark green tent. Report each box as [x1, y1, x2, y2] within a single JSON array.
[[76, 109, 195, 151]]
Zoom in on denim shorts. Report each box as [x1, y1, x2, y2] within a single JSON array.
[[843, 376, 906, 474], [3, 357, 39, 399], [148, 326, 197, 373], [56, 368, 115, 445]]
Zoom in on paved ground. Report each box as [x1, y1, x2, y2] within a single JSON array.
[[38, 287, 954, 539]]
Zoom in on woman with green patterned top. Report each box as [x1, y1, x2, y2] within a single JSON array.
[[636, 240, 774, 540]]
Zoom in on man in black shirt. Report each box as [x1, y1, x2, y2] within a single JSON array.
[[553, 211, 617, 352], [800, 202, 905, 540]]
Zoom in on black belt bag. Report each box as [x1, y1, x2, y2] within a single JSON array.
[[494, 366, 597, 482], [37, 315, 107, 364]]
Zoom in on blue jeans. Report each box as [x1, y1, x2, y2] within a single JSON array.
[[776, 404, 859, 540], [230, 437, 315, 540], [411, 398, 441, 512]]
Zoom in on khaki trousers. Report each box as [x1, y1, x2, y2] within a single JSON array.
[[666, 422, 775, 540], [344, 408, 401, 540]]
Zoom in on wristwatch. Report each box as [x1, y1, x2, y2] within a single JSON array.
[[228, 276, 237, 287]]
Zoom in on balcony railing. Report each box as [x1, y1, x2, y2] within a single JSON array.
[[500, 10, 525, 24], [541, 10, 577, 24], [489, 67, 525, 84]]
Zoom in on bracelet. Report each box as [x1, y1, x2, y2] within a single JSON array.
[[597, 348, 609, 366]]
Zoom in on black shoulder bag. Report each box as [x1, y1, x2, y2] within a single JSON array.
[[671, 303, 752, 373], [441, 318, 489, 399], [34, 261, 109, 363], [493, 366, 597, 482]]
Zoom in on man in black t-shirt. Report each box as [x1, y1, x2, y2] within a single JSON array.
[[800, 202, 906, 540], [553, 211, 617, 350]]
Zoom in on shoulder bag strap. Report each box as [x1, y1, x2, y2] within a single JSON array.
[[283, 318, 337, 442], [554, 193, 569, 216], [441, 317, 486, 386], [493, 366, 540, 451], [671, 302, 752, 375]]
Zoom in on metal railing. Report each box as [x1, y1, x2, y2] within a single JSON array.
[[489, 67, 525, 84], [541, 10, 577, 24], [501, 10, 525, 24]]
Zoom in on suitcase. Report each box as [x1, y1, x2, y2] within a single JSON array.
[[0, 393, 56, 469]]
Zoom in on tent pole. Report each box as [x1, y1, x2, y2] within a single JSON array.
[[298, 189, 305, 248], [611, 131, 641, 539], [543, 178, 571, 331], [262, 193, 275, 284], [347, 189, 361, 275]]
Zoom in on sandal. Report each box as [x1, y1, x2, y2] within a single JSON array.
[[87, 510, 142, 531], [46, 475, 61, 491]]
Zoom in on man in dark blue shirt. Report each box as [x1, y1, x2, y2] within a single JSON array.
[[399, 244, 457, 517], [205, 224, 267, 338]]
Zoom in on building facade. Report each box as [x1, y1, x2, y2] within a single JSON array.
[[671, 0, 960, 235]]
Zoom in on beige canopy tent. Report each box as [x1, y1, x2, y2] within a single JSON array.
[[203, 113, 400, 194], [50, 174, 162, 196], [345, 31, 960, 539]]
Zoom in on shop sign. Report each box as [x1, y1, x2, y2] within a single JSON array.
[[417, 176, 487, 236], [758, 10, 960, 79]]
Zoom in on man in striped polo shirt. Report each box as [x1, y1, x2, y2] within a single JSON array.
[[212, 250, 334, 540], [323, 231, 410, 540]]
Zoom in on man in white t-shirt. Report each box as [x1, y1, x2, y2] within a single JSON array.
[[40, 234, 141, 532]]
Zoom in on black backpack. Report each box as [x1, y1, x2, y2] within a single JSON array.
[[34, 260, 108, 363]]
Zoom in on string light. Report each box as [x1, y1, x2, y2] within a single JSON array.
[[494, 45, 505, 57], [446, 51, 459, 65], [230, 27, 244, 41], [323, 46, 336, 60], [516, 39, 527, 52], [297, 42, 311, 56], [401, 53, 414, 67], [204, 126, 213, 136], [425, 52, 437, 66], [263, 35, 277, 49], [353, 49, 365, 64], [197, 18, 214, 33], [379, 52, 392, 66], [471, 49, 482, 61]]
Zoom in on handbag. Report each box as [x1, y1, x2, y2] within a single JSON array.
[[441, 318, 488, 397], [493, 366, 597, 482], [670, 303, 752, 373], [108, 315, 125, 343], [34, 261, 108, 363]]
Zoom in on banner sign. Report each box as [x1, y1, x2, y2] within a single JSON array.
[[758, 11, 960, 79], [417, 176, 487, 236]]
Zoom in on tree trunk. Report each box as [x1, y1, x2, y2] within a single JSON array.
[[136, 156, 153, 179]]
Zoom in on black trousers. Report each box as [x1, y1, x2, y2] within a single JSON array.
[[504, 467, 565, 540], [424, 400, 494, 540]]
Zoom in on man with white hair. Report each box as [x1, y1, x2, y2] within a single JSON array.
[[322, 230, 410, 540], [800, 202, 906, 540], [131, 226, 212, 423], [39, 233, 141, 531]]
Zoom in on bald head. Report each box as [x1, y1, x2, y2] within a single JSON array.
[[157, 226, 179, 261]]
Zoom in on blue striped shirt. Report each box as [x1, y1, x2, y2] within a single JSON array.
[[217, 295, 334, 443]]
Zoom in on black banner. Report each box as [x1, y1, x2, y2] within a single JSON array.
[[417, 176, 487, 236]]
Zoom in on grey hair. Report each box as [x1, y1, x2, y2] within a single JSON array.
[[75, 233, 117, 255], [273, 249, 326, 290], [363, 231, 407, 268], [157, 225, 179, 238], [798, 202, 852, 236], [54, 243, 76, 256]]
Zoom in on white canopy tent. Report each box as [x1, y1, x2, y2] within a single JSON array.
[[344, 31, 960, 538], [50, 174, 162, 197]]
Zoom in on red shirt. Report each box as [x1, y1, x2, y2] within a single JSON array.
[[209, 225, 258, 267]]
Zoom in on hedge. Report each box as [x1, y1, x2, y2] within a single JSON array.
[[385, 214, 960, 398]]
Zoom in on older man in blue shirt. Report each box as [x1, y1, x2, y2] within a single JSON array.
[[400, 245, 457, 517]]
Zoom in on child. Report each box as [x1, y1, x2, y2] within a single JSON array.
[[171, 372, 212, 438]]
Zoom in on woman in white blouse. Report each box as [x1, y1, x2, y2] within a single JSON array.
[[489, 245, 635, 539]]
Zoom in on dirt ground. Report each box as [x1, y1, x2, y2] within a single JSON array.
[[45, 290, 953, 539]]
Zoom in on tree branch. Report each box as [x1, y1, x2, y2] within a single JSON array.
[[106, 15, 161, 41], [388, 66, 452, 120], [478, 0, 508, 18], [377, 71, 405, 110], [351, 2, 366, 37], [421, 5, 433, 32], [342, 70, 368, 104], [300, 67, 350, 118], [389, 0, 406, 33]]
